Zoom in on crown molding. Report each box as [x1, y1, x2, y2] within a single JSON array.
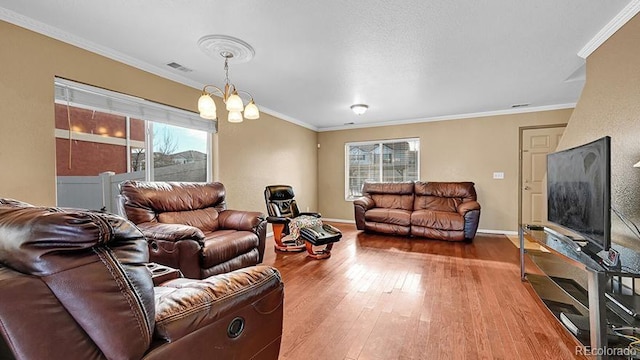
[[578, 0, 640, 59], [318, 103, 576, 132], [257, 106, 318, 131]]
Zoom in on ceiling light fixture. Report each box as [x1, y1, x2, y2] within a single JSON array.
[[197, 36, 259, 123], [350, 104, 368, 115]]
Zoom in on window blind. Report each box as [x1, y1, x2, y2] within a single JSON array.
[[54, 78, 217, 133]]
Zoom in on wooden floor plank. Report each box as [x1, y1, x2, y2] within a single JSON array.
[[262, 224, 583, 360]]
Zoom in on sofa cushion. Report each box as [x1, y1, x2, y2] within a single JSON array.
[[120, 181, 227, 224], [201, 230, 259, 268], [362, 181, 414, 195], [371, 194, 414, 211], [413, 181, 476, 212], [364, 222, 411, 236], [414, 196, 461, 213], [363, 182, 414, 211], [411, 209, 464, 231], [158, 207, 220, 231], [364, 208, 411, 226]]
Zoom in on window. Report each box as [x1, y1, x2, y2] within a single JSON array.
[[54, 78, 213, 182], [345, 138, 419, 200]]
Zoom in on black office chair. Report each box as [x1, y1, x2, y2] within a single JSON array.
[[264, 185, 342, 259]]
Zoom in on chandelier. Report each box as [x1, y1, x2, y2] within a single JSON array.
[[197, 36, 259, 123]]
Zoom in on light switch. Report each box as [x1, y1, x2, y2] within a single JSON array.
[[493, 172, 505, 179]]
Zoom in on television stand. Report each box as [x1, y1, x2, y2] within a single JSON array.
[[519, 225, 640, 359]]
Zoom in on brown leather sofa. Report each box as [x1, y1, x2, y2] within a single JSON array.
[[0, 199, 284, 360], [354, 181, 481, 241], [119, 181, 267, 279]]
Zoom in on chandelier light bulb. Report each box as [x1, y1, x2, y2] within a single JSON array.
[[198, 93, 216, 113], [244, 101, 260, 120], [225, 93, 244, 112], [228, 110, 243, 123], [200, 110, 218, 120]]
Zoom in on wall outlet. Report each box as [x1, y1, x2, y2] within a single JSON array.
[[493, 172, 505, 179]]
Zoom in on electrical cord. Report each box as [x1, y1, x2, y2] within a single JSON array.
[[612, 206, 640, 240], [611, 326, 640, 353]]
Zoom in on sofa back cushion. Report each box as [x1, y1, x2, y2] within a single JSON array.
[[120, 181, 226, 231], [158, 208, 221, 231], [413, 182, 477, 212], [362, 182, 414, 211]]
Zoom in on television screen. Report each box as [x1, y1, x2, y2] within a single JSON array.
[[547, 136, 611, 251]]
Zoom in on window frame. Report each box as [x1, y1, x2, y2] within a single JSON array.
[[344, 137, 420, 201], [54, 78, 213, 182]]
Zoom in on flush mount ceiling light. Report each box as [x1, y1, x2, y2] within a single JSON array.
[[350, 104, 368, 115], [197, 35, 259, 123]]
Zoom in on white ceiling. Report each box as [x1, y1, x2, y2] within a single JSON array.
[[0, 1, 637, 130]]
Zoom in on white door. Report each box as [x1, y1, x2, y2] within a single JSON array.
[[521, 126, 565, 225]]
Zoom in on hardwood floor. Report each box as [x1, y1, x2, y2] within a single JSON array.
[[261, 223, 584, 360]]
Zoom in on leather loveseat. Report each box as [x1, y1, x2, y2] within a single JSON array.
[[353, 181, 481, 241], [0, 199, 284, 360], [119, 181, 267, 279]]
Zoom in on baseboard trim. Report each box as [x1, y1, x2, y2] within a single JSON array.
[[322, 218, 356, 224], [478, 229, 518, 236]]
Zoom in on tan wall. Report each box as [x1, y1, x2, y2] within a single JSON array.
[[556, 14, 640, 249], [0, 20, 198, 205], [0, 20, 317, 215], [216, 114, 318, 213], [318, 109, 572, 231]]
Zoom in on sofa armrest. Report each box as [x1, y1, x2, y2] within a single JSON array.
[[457, 201, 481, 216], [266, 216, 290, 225], [153, 265, 283, 342], [146, 263, 182, 286], [458, 201, 481, 241], [353, 196, 375, 210], [136, 222, 205, 243], [218, 210, 265, 232], [218, 210, 267, 262], [353, 196, 375, 230]]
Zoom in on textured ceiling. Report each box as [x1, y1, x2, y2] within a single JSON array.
[[0, 1, 635, 130]]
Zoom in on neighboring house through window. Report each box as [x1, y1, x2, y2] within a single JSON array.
[[345, 138, 420, 200]]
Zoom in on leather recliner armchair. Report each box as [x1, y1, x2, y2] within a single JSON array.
[[119, 181, 267, 279], [263, 185, 321, 251], [264, 185, 341, 259], [0, 199, 284, 360]]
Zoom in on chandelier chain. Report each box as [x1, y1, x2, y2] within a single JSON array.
[[224, 58, 230, 85]]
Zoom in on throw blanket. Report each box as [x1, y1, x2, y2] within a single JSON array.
[[289, 215, 323, 244]]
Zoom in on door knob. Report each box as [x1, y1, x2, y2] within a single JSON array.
[[524, 186, 531, 190]]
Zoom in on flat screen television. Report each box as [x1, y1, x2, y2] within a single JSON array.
[[547, 136, 611, 252]]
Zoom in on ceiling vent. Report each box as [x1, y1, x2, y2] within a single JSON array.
[[166, 62, 193, 72]]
